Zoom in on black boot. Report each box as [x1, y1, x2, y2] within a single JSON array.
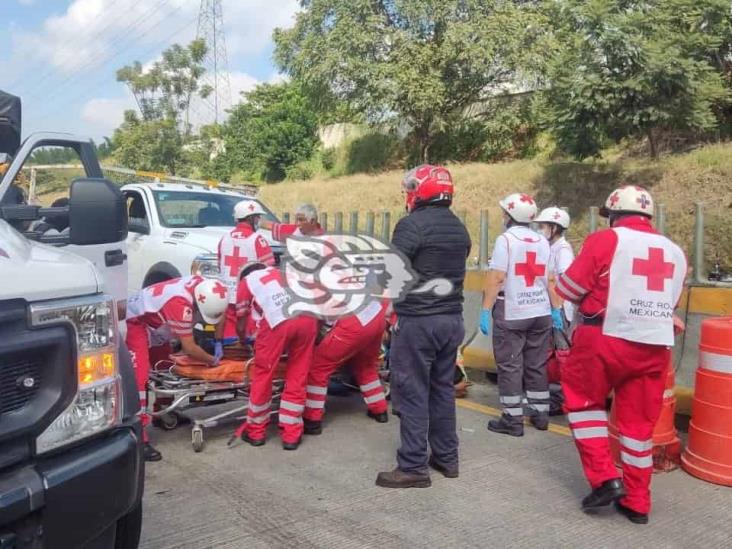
[[530, 414, 549, 431], [241, 433, 265, 447], [303, 419, 322, 435], [368, 411, 389, 423], [614, 501, 649, 524], [143, 443, 162, 462], [581, 479, 626, 511], [487, 417, 524, 437], [428, 457, 459, 479], [282, 438, 302, 451]]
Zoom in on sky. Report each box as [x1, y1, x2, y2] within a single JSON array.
[[0, 0, 300, 141]]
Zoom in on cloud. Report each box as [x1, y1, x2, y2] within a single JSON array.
[[81, 95, 137, 137], [11, 0, 298, 74]]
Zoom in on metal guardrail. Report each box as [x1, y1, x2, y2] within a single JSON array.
[[280, 204, 731, 287]]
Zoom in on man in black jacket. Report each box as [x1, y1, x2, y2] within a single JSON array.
[[376, 165, 471, 488]]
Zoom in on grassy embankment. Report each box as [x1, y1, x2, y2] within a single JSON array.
[[260, 144, 732, 270]]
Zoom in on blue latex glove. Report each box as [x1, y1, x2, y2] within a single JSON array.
[[479, 308, 492, 335], [213, 340, 224, 362], [551, 308, 564, 330]]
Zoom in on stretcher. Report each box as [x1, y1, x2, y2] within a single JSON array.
[[147, 347, 287, 453]]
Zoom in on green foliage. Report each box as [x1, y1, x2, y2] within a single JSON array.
[[111, 111, 186, 175], [28, 147, 79, 165], [274, 0, 544, 162], [541, 0, 731, 159], [217, 82, 319, 182], [116, 39, 211, 127]]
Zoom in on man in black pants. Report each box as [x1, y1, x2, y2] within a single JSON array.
[[376, 165, 471, 489]]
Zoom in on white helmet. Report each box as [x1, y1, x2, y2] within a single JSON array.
[[535, 207, 570, 229], [601, 185, 654, 218], [499, 193, 538, 224], [194, 278, 229, 325], [234, 199, 266, 220]]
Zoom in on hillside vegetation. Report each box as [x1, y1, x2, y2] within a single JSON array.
[[259, 144, 732, 270]]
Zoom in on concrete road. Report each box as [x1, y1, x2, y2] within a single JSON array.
[[140, 382, 730, 549]]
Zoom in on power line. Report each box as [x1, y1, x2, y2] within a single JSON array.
[[33, 14, 198, 127], [25, 0, 175, 101], [6, 0, 147, 93], [30, 0, 188, 116]]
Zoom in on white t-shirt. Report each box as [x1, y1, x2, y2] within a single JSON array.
[[549, 237, 575, 322]]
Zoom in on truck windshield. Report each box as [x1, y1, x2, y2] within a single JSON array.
[[152, 191, 277, 228]]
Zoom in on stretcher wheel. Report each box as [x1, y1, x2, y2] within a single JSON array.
[[192, 427, 205, 453], [156, 413, 179, 431]]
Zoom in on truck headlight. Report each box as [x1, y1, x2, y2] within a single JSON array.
[[30, 296, 122, 454], [191, 253, 220, 277]]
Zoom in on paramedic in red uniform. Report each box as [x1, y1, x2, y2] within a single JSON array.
[[235, 262, 318, 450], [555, 185, 686, 524], [259, 203, 324, 240], [302, 300, 389, 435], [126, 276, 229, 461], [216, 199, 275, 351]]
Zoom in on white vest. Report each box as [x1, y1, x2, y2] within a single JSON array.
[[246, 268, 291, 329], [127, 276, 197, 320], [549, 237, 576, 322], [219, 229, 270, 304], [604, 228, 686, 346], [503, 227, 551, 320]]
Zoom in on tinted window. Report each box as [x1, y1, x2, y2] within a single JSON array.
[[152, 191, 277, 228]]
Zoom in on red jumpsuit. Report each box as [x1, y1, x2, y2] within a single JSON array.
[[236, 267, 317, 444], [217, 223, 274, 340], [126, 277, 200, 441], [555, 216, 686, 515], [303, 301, 388, 422]]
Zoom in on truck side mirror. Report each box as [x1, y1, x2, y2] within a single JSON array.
[[69, 178, 128, 245]]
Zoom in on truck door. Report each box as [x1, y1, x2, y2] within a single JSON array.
[[0, 136, 128, 309], [123, 189, 151, 293]]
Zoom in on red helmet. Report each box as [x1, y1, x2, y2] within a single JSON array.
[[401, 164, 454, 212]]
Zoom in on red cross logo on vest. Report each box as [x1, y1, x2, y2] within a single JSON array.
[[224, 246, 249, 277], [515, 251, 546, 287], [632, 247, 675, 291], [150, 279, 180, 297], [212, 281, 228, 299]]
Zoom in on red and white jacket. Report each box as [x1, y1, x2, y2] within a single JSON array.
[[555, 216, 686, 346], [236, 267, 292, 330], [126, 276, 202, 339], [218, 223, 275, 304]]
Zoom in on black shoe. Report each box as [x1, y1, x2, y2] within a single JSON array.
[[368, 411, 389, 424], [143, 443, 162, 462], [614, 500, 649, 524], [283, 438, 302, 451], [581, 479, 626, 511], [241, 433, 266, 447], [375, 468, 431, 488], [428, 457, 459, 479], [391, 408, 401, 418], [487, 418, 524, 437], [303, 419, 322, 435], [530, 414, 549, 431]]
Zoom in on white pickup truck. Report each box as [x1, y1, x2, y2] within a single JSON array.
[[119, 181, 284, 292]]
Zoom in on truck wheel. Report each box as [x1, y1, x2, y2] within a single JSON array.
[[114, 501, 142, 549], [143, 262, 181, 288]]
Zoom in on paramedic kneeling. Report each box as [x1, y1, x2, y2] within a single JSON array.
[[126, 276, 229, 461]]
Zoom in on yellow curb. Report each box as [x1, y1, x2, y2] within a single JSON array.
[[456, 399, 572, 437]]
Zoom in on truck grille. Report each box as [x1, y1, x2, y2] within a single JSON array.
[[0, 358, 42, 414]]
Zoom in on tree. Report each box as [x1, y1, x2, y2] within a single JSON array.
[[116, 39, 212, 128], [218, 82, 319, 182], [542, 0, 730, 159], [274, 0, 541, 162], [112, 111, 185, 175]]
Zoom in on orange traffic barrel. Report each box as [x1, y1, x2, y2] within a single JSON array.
[[608, 361, 681, 472], [681, 317, 732, 486]]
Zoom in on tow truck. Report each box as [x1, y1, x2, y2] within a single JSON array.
[[0, 90, 143, 548]]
